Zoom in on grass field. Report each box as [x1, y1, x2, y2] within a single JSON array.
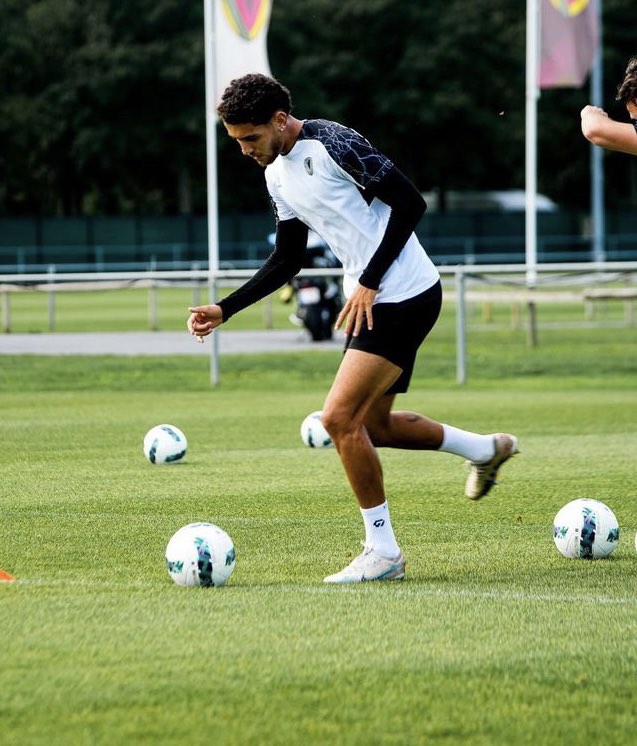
[[1, 298, 637, 745], [1, 285, 291, 333]]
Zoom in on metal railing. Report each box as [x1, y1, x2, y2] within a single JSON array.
[[1, 261, 636, 384]]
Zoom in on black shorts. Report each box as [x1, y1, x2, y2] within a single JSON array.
[[344, 280, 442, 395]]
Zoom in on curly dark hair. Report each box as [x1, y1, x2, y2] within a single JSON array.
[[616, 56, 637, 104], [217, 74, 293, 125]]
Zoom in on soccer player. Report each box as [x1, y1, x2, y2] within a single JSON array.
[[188, 74, 518, 583], [581, 56, 637, 155]]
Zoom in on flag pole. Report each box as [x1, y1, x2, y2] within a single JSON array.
[[203, 0, 221, 385], [526, 0, 539, 288], [590, 0, 605, 263], [525, 0, 540, 345]]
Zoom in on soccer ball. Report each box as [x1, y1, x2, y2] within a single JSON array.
[[300, 410, 333, 448], [553, 498, 619, 559], [165, 522, 236, 587], [143, 424, 187, 464]]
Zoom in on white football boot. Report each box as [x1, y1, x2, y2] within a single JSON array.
[[465, 433, 519, 500], [323, 545, 406, 584]]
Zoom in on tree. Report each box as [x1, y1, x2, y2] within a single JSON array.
[[0, 0, 635, 216], [268, 0, 525, 198], [268, 0, 636, 210], [0, 0, 205, 215]]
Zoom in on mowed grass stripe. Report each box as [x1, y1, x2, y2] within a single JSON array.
[[9, 578, 637, 607]]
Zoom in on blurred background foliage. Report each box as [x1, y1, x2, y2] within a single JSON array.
[[0, 0, 635, 217]]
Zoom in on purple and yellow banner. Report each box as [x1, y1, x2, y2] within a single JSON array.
[[222, 0, 271, 41], [540, 0, 599, 88], [215, 0, 273, 98]]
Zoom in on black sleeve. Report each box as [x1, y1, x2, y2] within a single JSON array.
[[357, 166, 427, 291], [217, 218, 308, 321]]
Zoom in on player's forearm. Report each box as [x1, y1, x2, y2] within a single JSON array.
[[217, 253, 301, 321], [218, 218, 307, 321]]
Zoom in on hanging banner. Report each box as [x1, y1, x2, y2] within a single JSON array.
[[215, 0, 273, 100], [540, 0, 599, 88]]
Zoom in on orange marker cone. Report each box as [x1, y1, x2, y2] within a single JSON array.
[[0, 568, 15, 582]]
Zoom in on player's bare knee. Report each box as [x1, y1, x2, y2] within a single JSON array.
[[321, 407, 354, 442]]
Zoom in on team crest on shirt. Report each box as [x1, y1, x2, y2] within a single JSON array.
[[304, 157, 313, 175]]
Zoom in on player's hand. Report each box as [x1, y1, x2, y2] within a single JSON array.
[[335, 284, 377, 337], [187, 304, 224, 341]]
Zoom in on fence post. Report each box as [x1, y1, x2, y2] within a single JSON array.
[[263, 295, 273, 329], [527, 297, 539, 347], [455, 267, 467, 385], [191, 262, 202, 306], [209, 275, 220, 386], [147, 262, 158, 331], [2, 291, 10, 333], [47, 265, 56, 331]]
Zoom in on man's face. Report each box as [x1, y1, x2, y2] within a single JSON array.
[[223, 117, 285, 168]]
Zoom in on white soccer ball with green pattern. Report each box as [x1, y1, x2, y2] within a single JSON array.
[[553, 498, 619, 559], [166, 522, 236, 587], [143, 424, 187, 464], [300, 410, 333, 448]]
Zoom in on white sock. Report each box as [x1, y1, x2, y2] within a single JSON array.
[[439, 424, 495, 463], [360, 501, 400, 559]]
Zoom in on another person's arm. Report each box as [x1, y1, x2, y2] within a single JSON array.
[[580, 105, 637, 155]]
